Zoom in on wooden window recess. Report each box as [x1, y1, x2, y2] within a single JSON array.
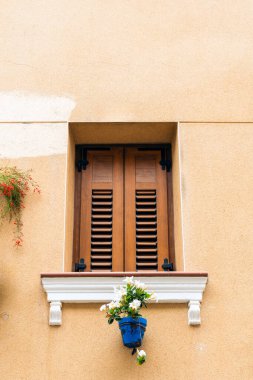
[[73, 145, 175, 272]]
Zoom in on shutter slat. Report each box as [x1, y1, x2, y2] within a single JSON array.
[[137, 229, 157, 233], [136, 248, 157, 252], [92, 262, 112, 270], [91, 235, 112, 239], [92, 221, 112, 225], [136, 255, 158, 259], [136, 194, 156, 198], [91, 248, 112, 252], [92, 215, 112, 219], [136, 202, 156, 206], [136, 221, 157, 225], [92, 208, 113, 213], [92, 195, 113, 199], [137, 208, 156, 212], [136, 263, 158, 268], [91, 255, 112, 258], [136, 241, 157, 245], [92, 242, 112, 245], [92, 203, 112, 206], [92, 229, 112, 233]]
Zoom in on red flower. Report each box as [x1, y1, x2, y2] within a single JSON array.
[[15, 239, 22, 247], [34, 187, 41, 194]]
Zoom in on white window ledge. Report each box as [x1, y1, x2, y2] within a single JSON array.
[[41, 272, 208, 326]]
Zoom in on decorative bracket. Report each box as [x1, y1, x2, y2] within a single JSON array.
[[49, 301, 62, 326], [41, 273, 208, 326], [188, 301, 201, 325]]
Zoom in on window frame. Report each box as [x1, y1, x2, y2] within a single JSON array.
[[72, 144, 175, 272]]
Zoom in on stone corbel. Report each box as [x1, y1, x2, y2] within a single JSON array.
[[49, 301, 62, 326], [188, 300, 201, 325]]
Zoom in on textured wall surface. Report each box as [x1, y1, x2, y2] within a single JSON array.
[[0, 1, 253, 121], [0, 1, 253, 379], [0, 123, 252, 379]]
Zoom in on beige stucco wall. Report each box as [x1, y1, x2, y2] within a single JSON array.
[[1, 1, 253, 122], [0, 122, 253, 379], [177, 123, 253, 379], [0, 1, 253, 379]]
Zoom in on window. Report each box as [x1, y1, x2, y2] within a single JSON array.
[[73, 145, 174, 272]]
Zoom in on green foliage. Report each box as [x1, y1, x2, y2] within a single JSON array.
[[108, 317, 114, 324], [100, 277, 157, 325], [137, 354, 146, 365]]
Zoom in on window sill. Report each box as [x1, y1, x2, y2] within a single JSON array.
[[41, 272, 208, 326]]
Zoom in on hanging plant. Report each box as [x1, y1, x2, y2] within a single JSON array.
[[0, 166, 40, 247], [100, 276, 157, 365]]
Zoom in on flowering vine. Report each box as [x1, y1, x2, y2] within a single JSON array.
[[100, 276, 157, 365], [0, 167, 40, 246]]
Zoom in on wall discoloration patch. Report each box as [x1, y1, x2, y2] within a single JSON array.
[[0, 123, 68, 158], [0, 92, 75, 122]]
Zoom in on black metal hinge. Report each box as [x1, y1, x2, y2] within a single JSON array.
[[75, 258, 86, 272], [77, 148, 89, 172], [162, 258, 174, 271], [77, 146, 112, 171], [159, 145, 172, 172]]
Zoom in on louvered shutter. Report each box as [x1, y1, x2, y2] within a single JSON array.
[[124, 148, 169, 271], [79, 148, 124, 271]]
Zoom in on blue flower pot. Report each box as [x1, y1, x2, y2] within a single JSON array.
[[118, 317, 147, 348]]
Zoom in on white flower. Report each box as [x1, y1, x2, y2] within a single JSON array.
[[108, 300, 121, 310], [114, 286, 127, 300], [113, 289, 121, 301], [129, 299, 141, 310], [149, 292, 158, 302], [137, 349, 146, 358], [123, 276, 135, 285], [134, 280, 147, 290], [120, 286, 127, 295], [100, 304, 107, 311]]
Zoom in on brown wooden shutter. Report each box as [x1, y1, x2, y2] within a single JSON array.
[[79, 148, 124, 271], [124, 148, 169, 271]]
